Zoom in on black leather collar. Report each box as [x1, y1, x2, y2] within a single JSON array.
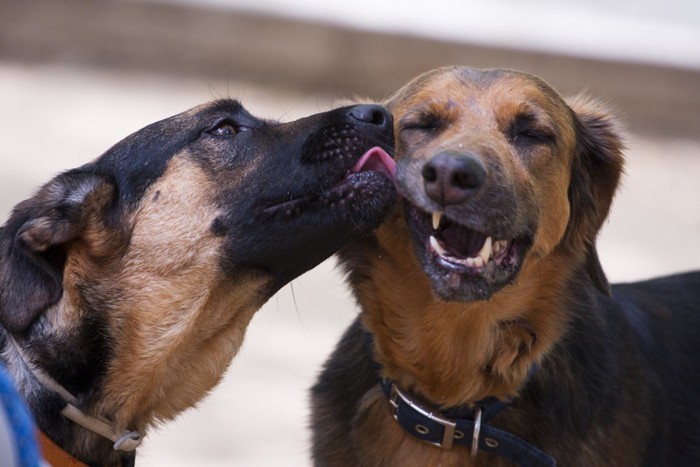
[[379, 379, 555, 466], [366, 330, 555, 466]]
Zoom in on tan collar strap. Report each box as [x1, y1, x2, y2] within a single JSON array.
[[38, 430, 87, 467], [10, 336, 144, 452]]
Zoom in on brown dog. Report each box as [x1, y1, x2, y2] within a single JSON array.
[[0, 99, 396, 466], [311, 66, 700, 466]]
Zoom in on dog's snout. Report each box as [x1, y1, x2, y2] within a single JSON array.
[[348, 104, 391, 129], [422, 152, 486, 206]]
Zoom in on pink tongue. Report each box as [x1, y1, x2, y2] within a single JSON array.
[[351, 147, 396, 178]]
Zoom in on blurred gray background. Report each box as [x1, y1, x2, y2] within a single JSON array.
[[1, 1, 699, 465]]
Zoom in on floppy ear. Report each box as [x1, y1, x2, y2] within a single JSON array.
[[563, 96, 625, 295], [0, 171, 115, 333]]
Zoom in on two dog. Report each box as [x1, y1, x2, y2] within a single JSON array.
[[0, 100, 396, 465], [311, 66, 700, 466], [3, 66, 697, 466]]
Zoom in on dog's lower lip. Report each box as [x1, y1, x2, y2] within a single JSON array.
[[260, 168, 394, 218], [261, 146, 395, 218], [403, 202, 528, 287], [321, 171, 392, 207]]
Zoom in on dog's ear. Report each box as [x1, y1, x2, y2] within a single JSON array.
[[564, 96, 625, 295], [0, 171, 115, 333]]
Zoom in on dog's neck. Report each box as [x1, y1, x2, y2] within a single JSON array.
[[1, 286, 262, 465], [2, 329, 138, 465], [7, 332, 141, 459], [351, 233, 574, 408]]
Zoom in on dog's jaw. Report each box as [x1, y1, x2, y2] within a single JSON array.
[[260, 146, 395, 221], [400, 199, 533, 302]]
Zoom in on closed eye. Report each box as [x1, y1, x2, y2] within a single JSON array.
[[400, 114, 444, 133], [513, 129, 554, 144], [509, 114, 556, 147]]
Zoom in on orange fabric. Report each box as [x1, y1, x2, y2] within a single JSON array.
[[37, 431, 87, 467]]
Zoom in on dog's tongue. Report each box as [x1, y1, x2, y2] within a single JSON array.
[[351, 147, 396, 178]]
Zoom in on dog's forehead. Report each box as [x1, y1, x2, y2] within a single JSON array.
[[392, 67, 566, 118], [86, 99, 257, 208], [169, 99, 260, 129]]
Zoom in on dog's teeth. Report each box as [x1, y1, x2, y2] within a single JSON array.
[[493, 239, 509, 258], [432, 212, 442, 230], [478, 236, 492, 263], [429, 235, 448, 257], [431, 234, 497, 269]]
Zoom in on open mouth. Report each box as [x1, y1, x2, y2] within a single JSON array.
[[262, 147, 396, 218], [404, 203, 531, 301], [428, 211, 519, 271]]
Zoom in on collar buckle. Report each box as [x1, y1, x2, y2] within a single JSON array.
[[9, 335, 143, 452], [381, 379, 556, 466], [388, 382, 459, 449], [470, 407, 482, 458]]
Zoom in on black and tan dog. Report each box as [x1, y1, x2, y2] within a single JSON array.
[[311, 66, 700, 466], [0, 99, 396, 466]]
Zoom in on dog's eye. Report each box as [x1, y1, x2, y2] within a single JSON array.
[[401, 115, 443, 133], [208, 120, 243, 137], [513, 130, 552, 144], [509, 116, 555, 147]]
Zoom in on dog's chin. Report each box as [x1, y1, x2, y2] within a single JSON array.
[[247, 147, 396, 288], [403, 202, 531, 302], [263, 171, 395, 229], [261, 146, 397, 232], [324, 171, 397, 230]]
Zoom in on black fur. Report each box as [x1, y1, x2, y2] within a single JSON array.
[[312, 272, 700, 466], [1, 99, 396, 466], [310, 66, 699, 466]]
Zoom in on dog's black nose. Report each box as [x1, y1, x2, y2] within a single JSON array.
[[422, 152, 486, 206], [348, 104, 391, 129]]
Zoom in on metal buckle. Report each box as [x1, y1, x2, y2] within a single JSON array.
[[389, 383, 458, 450], [471, 407, 482, 458]]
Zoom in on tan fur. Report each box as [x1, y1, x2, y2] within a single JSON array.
[[4, 98, 398, 465], [365, 71, 582, 405], [359, 243, 573, 406], [101, 155, 269, 429], [331, 67, 625, 465], [48, 156, 269, 445]]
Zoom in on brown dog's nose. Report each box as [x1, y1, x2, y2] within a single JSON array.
[[348, 104, 391, 130], [422, 152, 485, 206]]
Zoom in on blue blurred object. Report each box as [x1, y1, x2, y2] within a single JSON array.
[[0, 365, 41, 467]]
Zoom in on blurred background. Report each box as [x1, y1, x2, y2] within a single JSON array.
[[1, 1, 699, 465]]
